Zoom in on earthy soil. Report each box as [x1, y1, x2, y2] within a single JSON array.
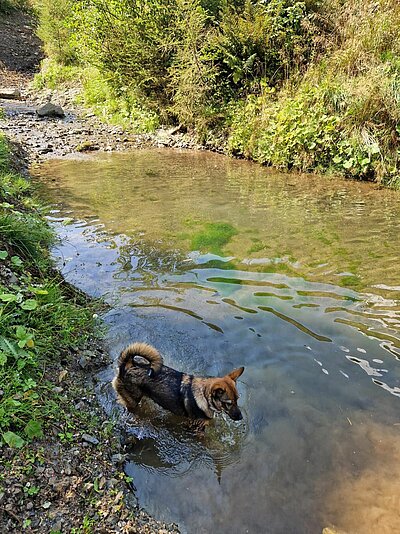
[[0, 337, 179, 534], [0, 11, 43, 87], [0, 11, 179, 534]]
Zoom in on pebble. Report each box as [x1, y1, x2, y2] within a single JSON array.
[[111, 453, 126, 465], [78, 355, 88, 369], [81, 433, 99, 446], [53, 520, 63, 532]]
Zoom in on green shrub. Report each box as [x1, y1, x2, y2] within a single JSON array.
[[34, 0, 78, 65], [31, 0, 400, 186]]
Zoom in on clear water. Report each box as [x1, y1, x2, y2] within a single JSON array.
[[34, 150, 400, 534]]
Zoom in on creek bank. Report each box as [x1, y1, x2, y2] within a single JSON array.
[[1, 335, 178, 534], [0, 86, 207, 165]]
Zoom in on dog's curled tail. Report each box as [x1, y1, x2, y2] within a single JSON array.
[[118, 342, 163, 378]]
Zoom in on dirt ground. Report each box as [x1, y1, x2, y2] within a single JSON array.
[[0, 10, 43, 86]]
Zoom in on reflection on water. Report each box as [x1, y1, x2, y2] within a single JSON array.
[[34, 150, 400, 533]]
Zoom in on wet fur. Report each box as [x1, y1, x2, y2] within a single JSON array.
[[112, 342, 244, 424]]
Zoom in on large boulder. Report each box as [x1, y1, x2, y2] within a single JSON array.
[[36, 102, 65, 118], [0, 88, 21, 100]]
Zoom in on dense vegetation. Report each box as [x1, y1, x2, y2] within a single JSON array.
[[33, 0, 400, 187], [0, 133, 95, 446]]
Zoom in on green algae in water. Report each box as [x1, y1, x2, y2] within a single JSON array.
[[189, 222, 237, 255]]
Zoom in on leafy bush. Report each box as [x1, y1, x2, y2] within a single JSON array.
[[35, 0, 78, 65]]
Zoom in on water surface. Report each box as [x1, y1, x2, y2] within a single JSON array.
[[34, 150, 400, 534]]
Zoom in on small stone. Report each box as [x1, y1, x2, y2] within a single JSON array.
[[58, 370, 68, 382], [53, 520, 62, 532], [64, 465, 72, 476], [52, 386, 63, 394], [81, 433, 99, 446], [78, 355, 88, 369], [42, 501, 51, 509], [111, 453, 126, 465], [106, 478, 118, 489], [26, 502, 33, 510]]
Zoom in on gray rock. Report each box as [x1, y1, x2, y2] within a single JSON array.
[[52, 520, 63, 532], [78, 355, 88, 369], [111, 453, 126, 465], [81, 433, 99, 446], [0, 88, 21, 100], [36, 102, 65, 118]]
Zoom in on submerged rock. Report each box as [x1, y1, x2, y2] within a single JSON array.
[[36, 102, 65, 118]]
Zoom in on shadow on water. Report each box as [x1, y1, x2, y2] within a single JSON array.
[[33, 150, 400, 533]]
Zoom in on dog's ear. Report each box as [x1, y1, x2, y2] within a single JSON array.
[[227, 367, 244, 382]]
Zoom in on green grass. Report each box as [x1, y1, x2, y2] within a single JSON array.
[[0, 134, 96, 448], [34, 61, 159, 133]]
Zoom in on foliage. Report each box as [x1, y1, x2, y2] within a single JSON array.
[[0, 134, 95, 447], [33, 58, 82, 90], [80, 67, 160, 132], [228, 0, 400, 186], [34, 0, 78, 65], [32, 0, 400, 186]]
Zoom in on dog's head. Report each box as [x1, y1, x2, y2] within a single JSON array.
[[209, 367, 245, 421]]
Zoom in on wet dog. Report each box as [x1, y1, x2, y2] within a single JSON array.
[[112, 342, 244, 425]]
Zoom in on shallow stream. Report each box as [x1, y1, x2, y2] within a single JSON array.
[[34, 150, 400, 534]]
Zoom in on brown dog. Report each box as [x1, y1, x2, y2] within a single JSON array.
[[112, 342, 244, 425]]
